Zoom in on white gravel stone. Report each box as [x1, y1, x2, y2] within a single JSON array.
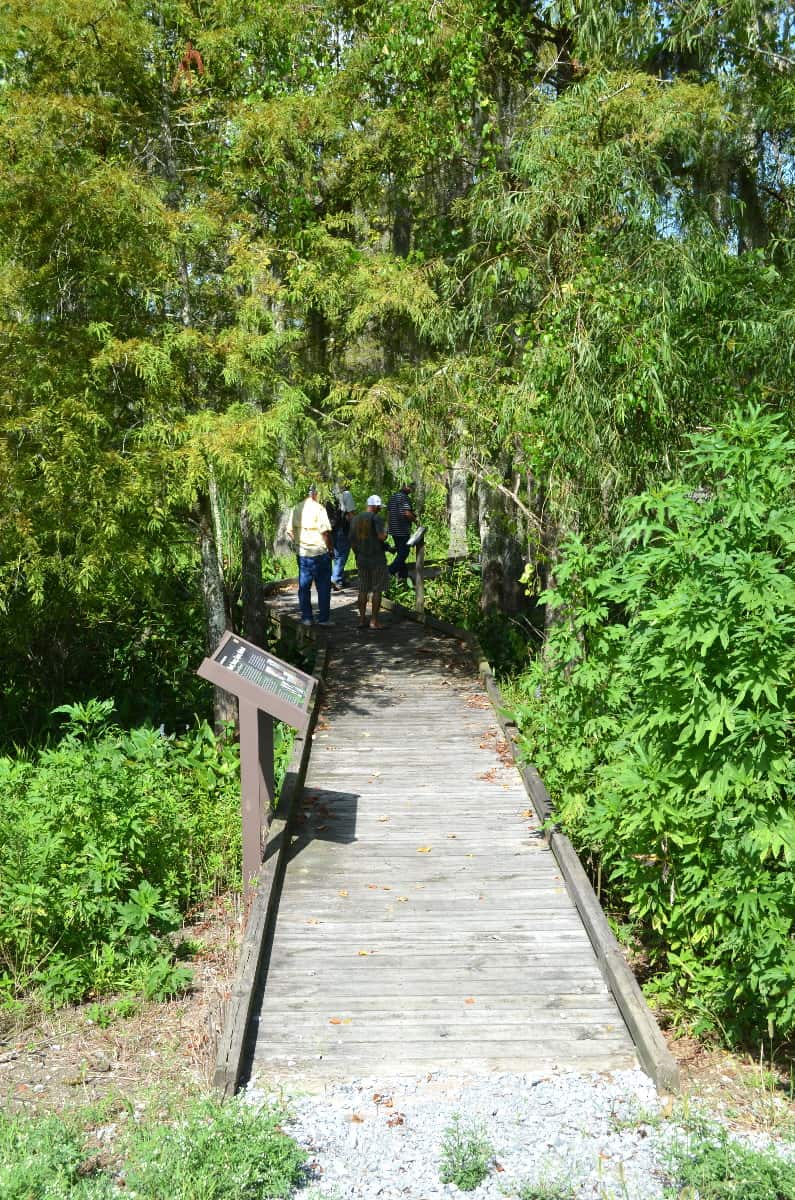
[[244, 1068, 683, 1199]]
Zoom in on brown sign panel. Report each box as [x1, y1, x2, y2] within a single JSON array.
[[197, 631, 316, 733]]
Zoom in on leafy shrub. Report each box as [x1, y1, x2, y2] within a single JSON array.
[[0, 1097, 305, 1200], [439, 1115, 494, 1191], [0, 701, 241, 1005], [513, 407, 795, 1041]]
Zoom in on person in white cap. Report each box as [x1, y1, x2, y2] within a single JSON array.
[[349, 495, 389, 629], [286, 484, 333, 625]]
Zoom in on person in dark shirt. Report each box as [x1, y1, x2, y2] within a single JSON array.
[[387, 483, 414, 582], [349, 495, 389, 629]]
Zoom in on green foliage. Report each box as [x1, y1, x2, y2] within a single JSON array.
[[438, 1115, 494, 1191], [0, 703, 241, 1005], [121, 1097, 305, 1200], [0, 1097, 305, 1200], [0, 1108, 114, 1200], [667, 1125, 795, 1199], [514, 407, 795, 1041], [0, 550, 209, 751], [419, 561, 535, 675]]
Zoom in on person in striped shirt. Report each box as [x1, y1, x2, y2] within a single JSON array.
[[387, 483, 415, 582]]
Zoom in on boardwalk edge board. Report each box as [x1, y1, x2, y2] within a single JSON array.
[[380, 594, 681, 1095], [213, 639, 330, 1098]]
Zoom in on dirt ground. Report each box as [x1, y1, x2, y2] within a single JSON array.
[[1, 894, 793, 1138], [0, 895, 242, 1117]]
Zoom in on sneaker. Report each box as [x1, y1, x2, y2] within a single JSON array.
[[317, 620, 332, 627], [300, 618, 313, 626], [331, 581, 342, 591]]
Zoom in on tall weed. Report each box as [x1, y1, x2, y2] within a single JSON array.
[[514, 407, 795, 1041], [0, 702, 241, 1005]]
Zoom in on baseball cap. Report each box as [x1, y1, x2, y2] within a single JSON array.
[[366, 494, 383, 506]]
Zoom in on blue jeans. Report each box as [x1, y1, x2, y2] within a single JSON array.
[[331, 527, 351, 585], [298, 553, 331, 623], [388, 535, 411, 580]]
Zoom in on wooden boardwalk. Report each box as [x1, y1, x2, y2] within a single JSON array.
[[245, 587, 638, 1085]]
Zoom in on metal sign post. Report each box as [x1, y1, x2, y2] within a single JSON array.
[[197, 632, 317, 893]]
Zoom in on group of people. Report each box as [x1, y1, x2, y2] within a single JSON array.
[[286, 483, 416, 629]]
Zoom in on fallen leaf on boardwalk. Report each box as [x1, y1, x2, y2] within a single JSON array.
[[465, 853, 475, 858], [351, 1113, 365, 1124], [373, 1093, 393, 1107], [306, 918, 320, 925], [382, 886, 392, 891], [357, 950, 374, 956], [378, 816, 390, 823], [367, 883, 378, 889], [495, 1162, 505, 1173], [339, 889, 349, 897], [464, 997, 475, 1005], [447, 833, 457, 839], [520, 809, 534, 819], [329, 1017, 352, 1025], [397, 896, 409, 903], [387, 1113, 405, 1127], [416, 846, 432, 854]]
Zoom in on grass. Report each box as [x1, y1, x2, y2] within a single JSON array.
[[666, 1125, 795, 1199], [0, 1094, 306, 1199], [438, 1115, 494, 1191], [518, 1185, 576, 1200]]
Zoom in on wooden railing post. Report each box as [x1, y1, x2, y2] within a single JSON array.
[[414, 539, 425, 616]]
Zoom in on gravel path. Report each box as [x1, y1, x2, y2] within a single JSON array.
[[246, 1067, 681, 1199]]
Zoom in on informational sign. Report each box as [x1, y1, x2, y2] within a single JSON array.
[[198, 631, 316, 734], [213, 636, 312, 710], [197, 631, 318, 891]]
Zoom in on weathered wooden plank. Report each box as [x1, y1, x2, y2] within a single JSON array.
[[253, 988, 614, 1008], [255, 1039, 637, 1063], [254, 1022, 633, 1047]]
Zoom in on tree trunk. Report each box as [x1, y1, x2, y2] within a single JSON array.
[[477, 472, 526, 614], [448, 457, 469, 558], [240, 500, 266, 647], [477, 478, 504, 612], [196, 491, 236, 730]]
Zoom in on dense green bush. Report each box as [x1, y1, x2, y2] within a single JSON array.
[[0, 700, 242, 1005], [513, 408, 795, 1041], [0, 572, 209, 752]]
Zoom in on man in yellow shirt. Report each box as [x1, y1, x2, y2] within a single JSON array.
[[287, 485, 333, 626]]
